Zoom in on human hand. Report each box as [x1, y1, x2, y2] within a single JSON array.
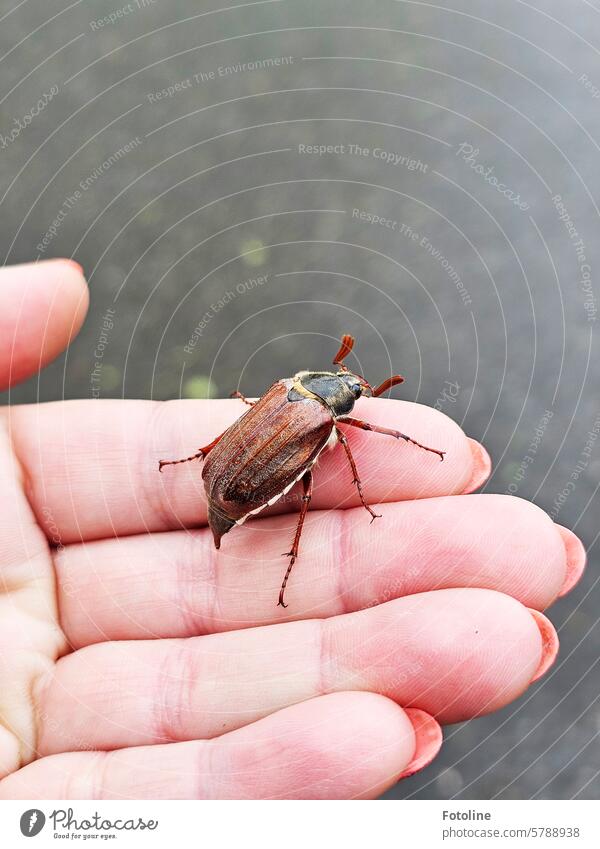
[[0, 260, 586, 799]]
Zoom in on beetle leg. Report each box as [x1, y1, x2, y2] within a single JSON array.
[[336, 428, 381, 522], [230, 390, 255, 406], [158, 432, 225, 472], [337, 416, 446, 461], [278, 469, 313, 608]]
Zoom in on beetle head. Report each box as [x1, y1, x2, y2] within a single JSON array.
[[337, 371, 373, 399], [290, 335, 405, 415], [292, 371, 360, 416], [332, 334, 405, 400]]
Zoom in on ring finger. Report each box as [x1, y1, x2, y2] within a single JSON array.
[[35, 587, 554, 756]]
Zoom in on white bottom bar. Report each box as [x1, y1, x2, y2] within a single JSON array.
[[0, 799, 598, 848]]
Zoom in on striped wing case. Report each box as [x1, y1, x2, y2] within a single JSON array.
[[202, 380, 334, 546]]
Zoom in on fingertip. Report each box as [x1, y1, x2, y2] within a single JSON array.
[[556, 526, 587, 597], [397, 708, 443, 780], [527, 608, 559, 682], [47, 258, 89, 338], [49, 257, 84, 277], [0, 259, 89, 389], [462, 438, 492, 493]]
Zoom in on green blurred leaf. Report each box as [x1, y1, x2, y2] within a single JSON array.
[[183, 375, 217, 398]]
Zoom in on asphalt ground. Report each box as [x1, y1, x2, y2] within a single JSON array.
[[0, 0, 598, 799]]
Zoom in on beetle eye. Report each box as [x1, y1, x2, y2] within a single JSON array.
[[352, 383, 362, 397]]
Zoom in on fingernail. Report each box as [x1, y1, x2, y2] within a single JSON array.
[[49, 257, 84, 276], [397, 708, 443, 780], [527, 608, 559, 682], [556, 526, 587, 597], [462, 438, 492, 494]]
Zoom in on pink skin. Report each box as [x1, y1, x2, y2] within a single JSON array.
[[0, 260, 88, 390], [0, 261, 585, 799], [55, 494, 570, 642]]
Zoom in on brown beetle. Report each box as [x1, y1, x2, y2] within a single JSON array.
[[159, 334, 445, 607]]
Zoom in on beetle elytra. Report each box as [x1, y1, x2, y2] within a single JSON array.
[[159, 334, 445, 607]]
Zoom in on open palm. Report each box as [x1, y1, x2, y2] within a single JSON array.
[[0, 260, 585, 799]]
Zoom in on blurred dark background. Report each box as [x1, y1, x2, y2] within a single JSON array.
[[0, 0, 598, 799]]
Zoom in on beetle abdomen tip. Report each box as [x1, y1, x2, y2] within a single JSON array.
[[208, 502, 235, 548]]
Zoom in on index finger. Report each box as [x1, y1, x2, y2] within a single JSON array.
[[6, 397, 489, 543]]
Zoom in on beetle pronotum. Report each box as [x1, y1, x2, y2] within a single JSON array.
[[159, 334, 445, 607]]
